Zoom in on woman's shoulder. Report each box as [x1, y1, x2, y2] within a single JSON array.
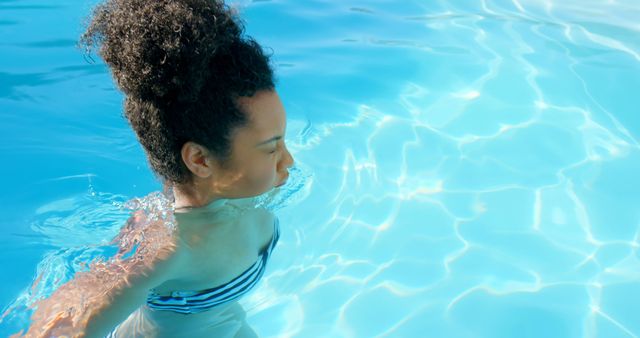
[[114, 210, 190, 280], [226, 197, 276, 223]]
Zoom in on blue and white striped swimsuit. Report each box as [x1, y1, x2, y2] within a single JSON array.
[[145, 218, 280, 314]]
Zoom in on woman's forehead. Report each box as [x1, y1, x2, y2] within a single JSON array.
[[237, 90, 286, 134]]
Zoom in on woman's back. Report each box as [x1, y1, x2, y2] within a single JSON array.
[[152, 199, 276, 294], [106, 199, 278, 337]]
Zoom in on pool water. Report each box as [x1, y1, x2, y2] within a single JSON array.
[[2, 0, 640, 337]]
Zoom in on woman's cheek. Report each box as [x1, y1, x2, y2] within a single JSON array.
[[251, 162, 277, 193]]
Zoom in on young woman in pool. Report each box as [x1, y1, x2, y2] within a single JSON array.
[[20, 0, 293, 337]]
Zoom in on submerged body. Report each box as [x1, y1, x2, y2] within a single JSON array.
[[107, 301, 255, 338]]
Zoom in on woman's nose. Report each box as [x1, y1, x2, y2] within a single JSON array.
[[280, 144, 294, 170]]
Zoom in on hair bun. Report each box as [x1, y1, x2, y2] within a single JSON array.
[[81, 0, 242, 103]]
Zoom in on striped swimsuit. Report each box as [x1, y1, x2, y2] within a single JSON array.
[[145, 217, 280, 314]]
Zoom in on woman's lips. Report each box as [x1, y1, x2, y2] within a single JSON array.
[[276, 174, 289, 187]]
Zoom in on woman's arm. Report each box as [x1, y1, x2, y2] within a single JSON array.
[[20, 214, 185, 338]]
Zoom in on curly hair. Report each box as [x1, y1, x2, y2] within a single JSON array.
[[80, 0, 275, 184]]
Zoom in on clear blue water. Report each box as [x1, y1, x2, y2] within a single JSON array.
[[2, 0, 640, 337]]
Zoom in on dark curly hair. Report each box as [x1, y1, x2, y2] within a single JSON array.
[[80, 0, 275, 184]]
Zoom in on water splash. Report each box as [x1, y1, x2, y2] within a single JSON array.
[[254, 164, 314, 211], [0, 190, 176, 330]]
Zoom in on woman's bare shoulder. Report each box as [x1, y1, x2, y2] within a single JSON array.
[[112, 210, 190, 279]]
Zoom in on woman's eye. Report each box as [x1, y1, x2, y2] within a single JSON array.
[[269, 149, 277, 154]]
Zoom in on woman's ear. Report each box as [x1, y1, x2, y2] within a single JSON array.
[[181, 142, 214, 178]]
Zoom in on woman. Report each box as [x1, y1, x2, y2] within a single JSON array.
[[20, 0, 294, 336]]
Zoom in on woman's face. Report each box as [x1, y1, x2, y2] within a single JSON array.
[[208, 90, 294, 199]]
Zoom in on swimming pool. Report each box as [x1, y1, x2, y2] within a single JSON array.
[[1, 0, 640, 336]]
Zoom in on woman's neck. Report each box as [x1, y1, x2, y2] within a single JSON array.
[[172, 181, 223, 210]]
